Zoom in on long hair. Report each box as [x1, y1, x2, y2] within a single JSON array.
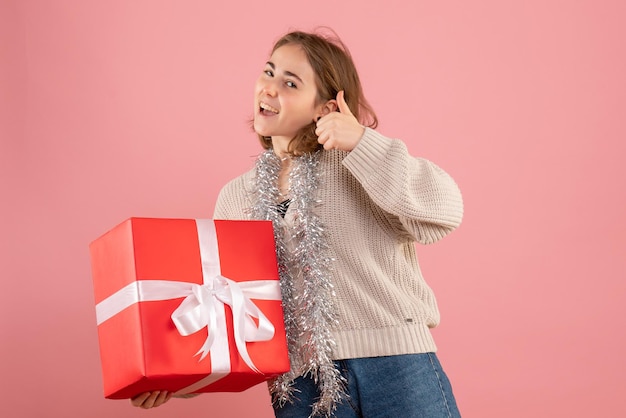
[[257, 29, 378, 155]]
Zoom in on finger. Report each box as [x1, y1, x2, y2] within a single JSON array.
[[315, 123, 326, 140], [130, 392, 151, 407], [322, 138, 335, 150], [154, 390, 172, 407], [143, 391, 161, 408], [315, 113, 330, 129], [145, 391, 168, 409], [336, 90, 353, 116], [316, 130, 329, 145]]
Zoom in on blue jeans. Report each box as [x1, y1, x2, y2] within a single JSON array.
[[273, 353, 461, 418]]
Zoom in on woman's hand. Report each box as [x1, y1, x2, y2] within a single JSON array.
[[130, 391, 173, 409], [315, 90, 365, 152]]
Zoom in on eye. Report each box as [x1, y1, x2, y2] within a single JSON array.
[[264, 69, 274, 77], [286, 80, 297, 89]]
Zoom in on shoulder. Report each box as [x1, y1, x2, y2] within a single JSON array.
[[220, 169, 254, 194], [214, 167, 256, 219]]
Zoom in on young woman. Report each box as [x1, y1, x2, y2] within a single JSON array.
[[132, 29, 464, 418]]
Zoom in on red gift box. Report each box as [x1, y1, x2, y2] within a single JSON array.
[[90, 218, 290, 399]]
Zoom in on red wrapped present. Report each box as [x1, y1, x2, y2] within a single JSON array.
[[90, 218, 290, 399]]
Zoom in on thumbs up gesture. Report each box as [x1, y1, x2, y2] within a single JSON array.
[[315, 90, 366, 152]]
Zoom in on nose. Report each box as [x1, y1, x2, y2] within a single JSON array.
[[260, 79, 278, 97]]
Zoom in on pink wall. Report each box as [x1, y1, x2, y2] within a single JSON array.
[[2, 1, 625, 417]]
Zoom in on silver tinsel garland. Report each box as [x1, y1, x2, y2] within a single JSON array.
[[246, 150, 346, 417]]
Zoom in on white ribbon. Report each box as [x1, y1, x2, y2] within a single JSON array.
[[95, 219, 282, 394]]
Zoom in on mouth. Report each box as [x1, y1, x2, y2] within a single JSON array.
[[259, 101, 279, 115]]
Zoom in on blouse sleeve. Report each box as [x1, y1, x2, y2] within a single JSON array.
[[342, 128, 464, 244]]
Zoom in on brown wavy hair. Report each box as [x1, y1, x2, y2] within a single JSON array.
[[256, 29, 378, 156]]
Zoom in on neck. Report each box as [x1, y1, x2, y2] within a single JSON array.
[[271, 135, 292, 159]]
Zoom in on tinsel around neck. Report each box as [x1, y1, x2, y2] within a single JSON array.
[[246, 150, 346, 417]]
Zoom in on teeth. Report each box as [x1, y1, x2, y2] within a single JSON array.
[[260, 102, 279, 114]]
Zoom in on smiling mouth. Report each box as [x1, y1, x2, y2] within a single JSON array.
[[259, 102, 279, 114]]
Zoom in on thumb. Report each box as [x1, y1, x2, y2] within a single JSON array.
[[337, 90, 353, 116]]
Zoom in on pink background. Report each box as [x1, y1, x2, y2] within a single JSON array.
[[2, 1, 625, 417]]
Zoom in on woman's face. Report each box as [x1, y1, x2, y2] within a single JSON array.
[[253, 44, 324, 144]]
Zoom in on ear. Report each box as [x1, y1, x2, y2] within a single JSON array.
[[314, 99, 338, 121]]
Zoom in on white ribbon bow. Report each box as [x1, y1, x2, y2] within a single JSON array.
[[171, 275, 276, 372]]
